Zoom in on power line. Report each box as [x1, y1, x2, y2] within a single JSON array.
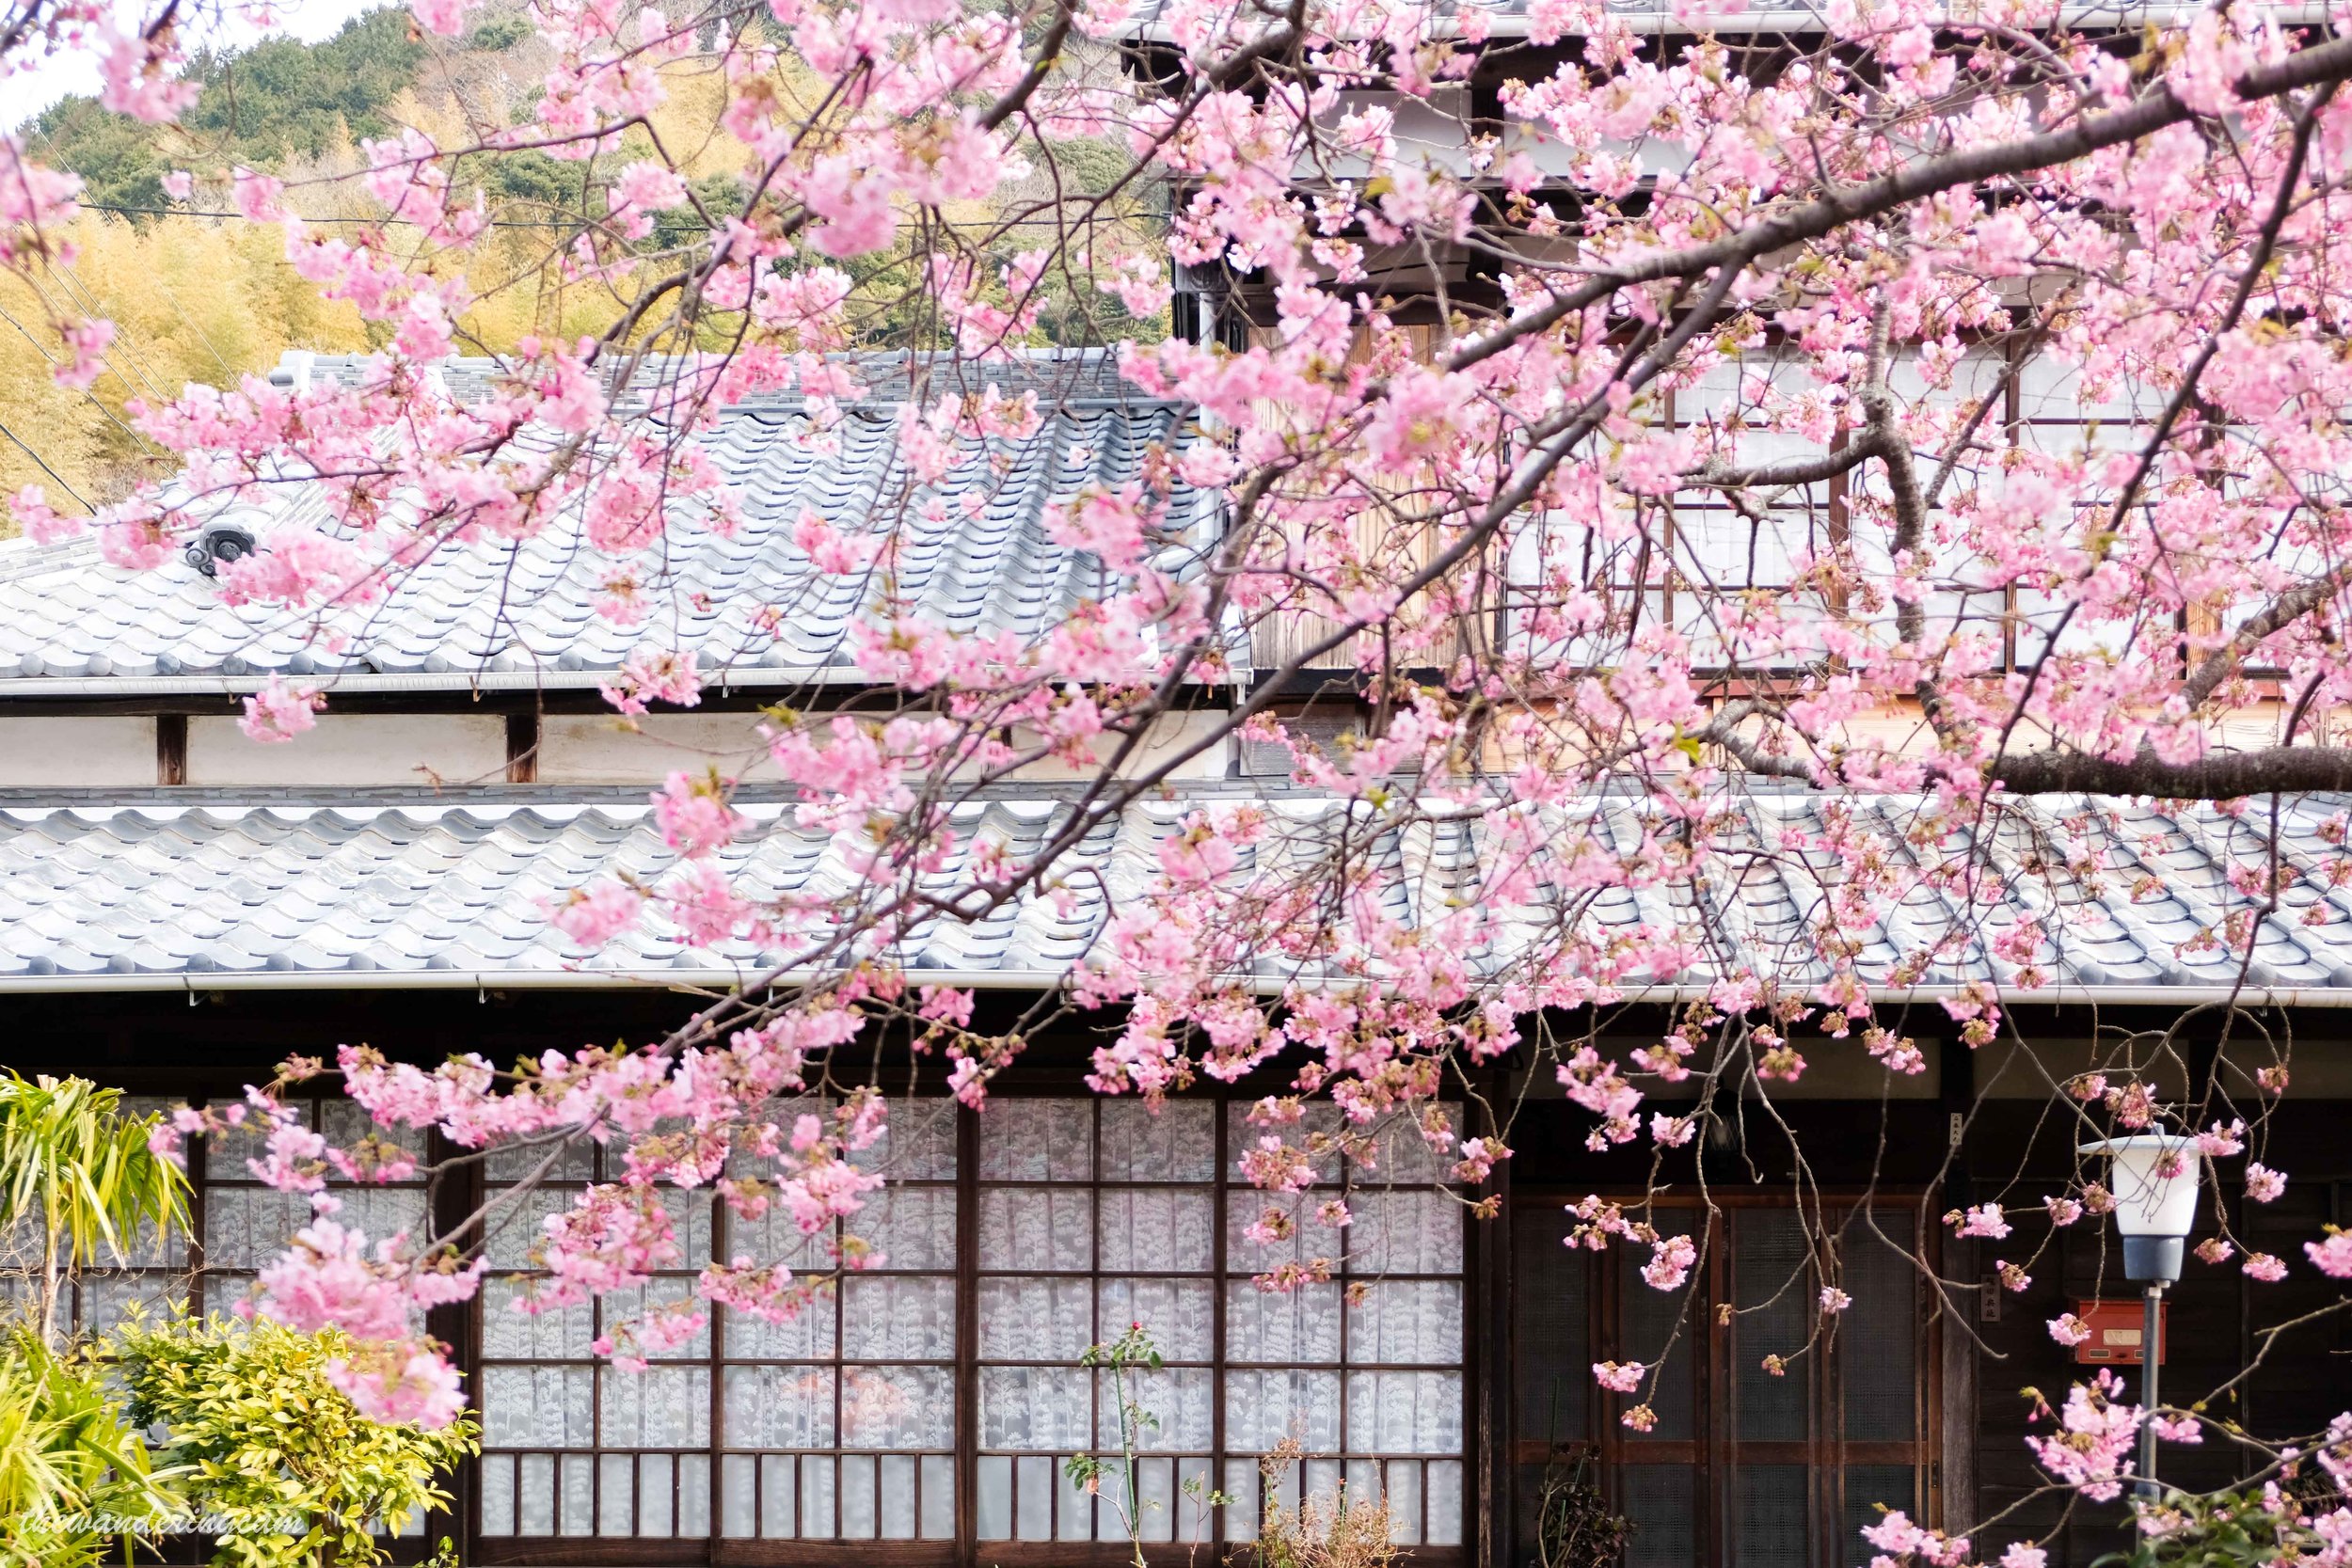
[[88, 203, 592, 229], [0, 300, 162, 459], [33, 269, 178, 418], [0, 416, 91, 512], [75, 202, 1155, 231]]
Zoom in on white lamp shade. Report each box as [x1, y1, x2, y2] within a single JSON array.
[[2080, 1134, 2202, 1239]]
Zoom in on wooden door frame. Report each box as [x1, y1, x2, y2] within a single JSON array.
[[1505, 1185, 1944, 1568]]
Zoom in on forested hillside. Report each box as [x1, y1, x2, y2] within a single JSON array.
[[0, 8, 505, 509], [2, 6, 649, 510], [0, 3, 1157, 516], [33, 8, 438, 214]]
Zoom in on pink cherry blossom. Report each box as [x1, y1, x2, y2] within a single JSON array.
[[326, 1339, 469, 1428], [1593, 1361, 1645, 1393], [98, 31, 198, 123], [2196, 1119, 2247, 1157], [1642, 1234, 1698, 1291], [239, 678, 325, 744], [2310, 1231, 2352, 1278], [548, 880, 645, 947], [792, 508, 879, 575], [1649, 1114, 1695, 1148], [1049, 483, 1159, 573], [2025, 1371, 2141, 1501], [1948, 1204, 2012, 1240], [55, 319, 113, 389], [411, 0, 473, 34], [12, 485, 79, 545], [1451, 1138, 1508, 1183], [231, 167, 286, 222], [600, 647, 703, 715], [21, 0, 2352, 1481], [1858, 1511, 1972, 1567], [653, 770, 745, 858], [254, 1219, 412, 1341]]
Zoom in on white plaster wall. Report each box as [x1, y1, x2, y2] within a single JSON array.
[[185, 714, 508, 786], [542, 710, 1233, 785], [1009, 709, 1233, 783], [537, 713, 773, 785], [0, 717, 156, 786]]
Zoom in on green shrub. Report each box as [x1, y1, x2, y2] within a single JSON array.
[[2090, 1481, 2349, 1566], [0, 1325, 175, 1568], [111, 1313, 478, 1568]]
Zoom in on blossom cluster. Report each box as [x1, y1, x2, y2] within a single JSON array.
[[17, 0, 2352, 1477]]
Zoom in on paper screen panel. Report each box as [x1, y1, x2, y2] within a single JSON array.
[[1620, 1465, 1697, 1568], [1511, 1201, 1591, 1445], [1733, 1209, 1810, 1442], [1732, 1465, 1811, 1568], [1839, 1211, 1918, 1444]]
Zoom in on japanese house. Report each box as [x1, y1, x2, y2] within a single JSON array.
[[0, 344, 2346, 1568]]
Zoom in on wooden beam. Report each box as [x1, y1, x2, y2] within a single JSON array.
[[505, 710, 540, 784], [156, 712, 186, 785]]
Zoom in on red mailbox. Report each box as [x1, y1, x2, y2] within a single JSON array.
[[2071, 1298, 2167, 1366]]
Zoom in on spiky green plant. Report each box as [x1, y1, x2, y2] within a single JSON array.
[[0, 1073, 189, 1345], [0, 1325, 176, 1568]]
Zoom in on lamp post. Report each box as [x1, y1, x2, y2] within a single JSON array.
[[2080, 1134, 2201, 1502]]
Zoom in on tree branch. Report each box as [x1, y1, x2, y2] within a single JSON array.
[[1988, 745, 2352, 796], [1680, 435, 1884, 491], [2181, 568, 2352, 710], [1857, 294, 1955, 739], [1438, 36, 2352, 382]]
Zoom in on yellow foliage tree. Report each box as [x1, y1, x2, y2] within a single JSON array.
[[0, 214, 368, 517]]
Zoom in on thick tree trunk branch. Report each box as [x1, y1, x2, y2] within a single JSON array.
[[1441, 36, 2352, 382], [1681, 435, 1884, 490], [1989, 745, 2352, 796], [1857, 297, 1948, 739], [2182, 569, 2352, 710], [1707, 726, 2352, 800]]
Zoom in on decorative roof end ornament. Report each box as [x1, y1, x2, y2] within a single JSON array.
[[183, 521, 256, 578]]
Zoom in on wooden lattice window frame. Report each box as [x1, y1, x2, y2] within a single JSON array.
[[463, 1092, 1476, 1568]]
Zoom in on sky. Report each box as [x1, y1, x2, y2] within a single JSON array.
[[2, 0, 387, 130]]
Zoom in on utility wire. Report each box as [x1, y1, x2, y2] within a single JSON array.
[[0, 299, 161, 456], [0, 416, 91, 511], [75, 202, 1154, 230]]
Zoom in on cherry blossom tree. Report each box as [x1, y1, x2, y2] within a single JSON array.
[[16, 0, 2352, 1556]]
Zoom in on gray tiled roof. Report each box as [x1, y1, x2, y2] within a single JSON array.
[[291, 348, 1155, 408], [0, 351, 1209, 694], [1125, 0, 2245, 39], [3, 787, 2351, 998]]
